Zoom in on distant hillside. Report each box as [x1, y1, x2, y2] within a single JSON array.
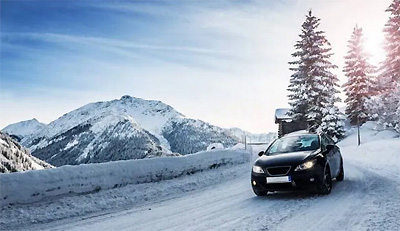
[[226, 127, 277, 144], [0, 132, 53, 173]]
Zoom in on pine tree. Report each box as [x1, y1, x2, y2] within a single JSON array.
[[288, 10, 343, 137], [343, 26, 376, 126], [319, 98, 346, 140], [372, 0, 400, 131], [381, 0, 400, 90]]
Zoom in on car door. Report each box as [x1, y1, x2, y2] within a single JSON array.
[[321, 134, 336, 176], [323, 134, 340, 176]]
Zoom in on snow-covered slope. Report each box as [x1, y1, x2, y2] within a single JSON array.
[[340, 121, 399, 147], [1, 118, 46, 141], [17, 96, 239, 166], [0, 132, 53, 173]]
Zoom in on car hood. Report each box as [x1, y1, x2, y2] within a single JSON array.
[[254, 150, 317, 167]]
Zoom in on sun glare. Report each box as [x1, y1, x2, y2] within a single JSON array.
[[363, 30, 386, 65]]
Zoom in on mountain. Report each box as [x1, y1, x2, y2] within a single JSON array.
[[0, 132, 53, 173], [1, 118, 46, 141], [163, 118, 239, 154], [227, 127, 277, 144], [15, 95, 239, 166]]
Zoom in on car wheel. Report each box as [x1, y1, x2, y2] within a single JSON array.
[[336, 161, 344, 181], [253, 188, 268, 196], [318, 166, 332, 195]]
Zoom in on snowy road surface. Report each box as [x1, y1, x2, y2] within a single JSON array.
[[3, 126, 400, 231], [35, 144, 400, 231]]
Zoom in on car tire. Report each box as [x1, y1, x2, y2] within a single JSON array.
[[253, 188, 268, 196], [317, 166, 332, 195], [336, 161, 344, 181]]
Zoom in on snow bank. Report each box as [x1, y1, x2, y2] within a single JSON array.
[[0, 149, 250, 206], [340, 121, 399, 147], [339, 122, 400, 177], [206, 143, 224, 151], [341, 138, 400, 175]]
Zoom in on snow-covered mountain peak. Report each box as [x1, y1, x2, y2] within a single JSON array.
[[116, 95, 184, 118], [33, 95, 184, 140], [1, 118, 46, 140]]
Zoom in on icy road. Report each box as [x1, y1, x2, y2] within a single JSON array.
[[33, 139, 400, 231]]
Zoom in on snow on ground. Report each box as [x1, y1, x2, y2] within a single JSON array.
[[206, 143, 224, 151], [340, 121, 399, 147], [0, 156, 252, 230], [1, 123, 399, 231]]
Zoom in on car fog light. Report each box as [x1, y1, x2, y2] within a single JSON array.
[[310, 178, 315, 182], [252, 181, 257, 186]]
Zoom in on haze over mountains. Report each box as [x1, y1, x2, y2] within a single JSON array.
[[2, 96, 275, 167]]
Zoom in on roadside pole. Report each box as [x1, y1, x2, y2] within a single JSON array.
[[357, 116, 361, 146], [244, 135, 247, 150]]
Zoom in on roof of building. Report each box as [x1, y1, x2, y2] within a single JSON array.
[[275, 108, 292, 123]]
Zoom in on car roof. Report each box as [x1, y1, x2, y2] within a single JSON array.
[[283, 130, 320, 137]]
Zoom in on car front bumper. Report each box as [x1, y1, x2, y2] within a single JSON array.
[[251, 166, 324, 192]]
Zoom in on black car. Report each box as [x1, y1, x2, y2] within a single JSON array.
[[251, 131, 344, 196]]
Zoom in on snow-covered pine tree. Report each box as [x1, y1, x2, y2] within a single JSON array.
[[319, 98, 346, 140], [372, 0, 400, 131], [343, 25, 376, 126], [288, 10, 343, 136]]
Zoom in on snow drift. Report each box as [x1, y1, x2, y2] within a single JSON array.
[[0, 149, 250, 206]]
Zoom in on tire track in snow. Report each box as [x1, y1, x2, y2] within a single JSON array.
[[273, 160, 400, 231]]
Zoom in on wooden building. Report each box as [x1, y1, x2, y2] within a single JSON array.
[[275, 108, 307, 137]]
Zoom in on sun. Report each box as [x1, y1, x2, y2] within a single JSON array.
[[363, 30, 386, 66]]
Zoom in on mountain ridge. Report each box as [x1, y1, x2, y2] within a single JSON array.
[[3, 96, 242, 166]]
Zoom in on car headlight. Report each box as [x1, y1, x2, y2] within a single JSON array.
[[252, 165, 264, 173], [294, 159, 317, 171]]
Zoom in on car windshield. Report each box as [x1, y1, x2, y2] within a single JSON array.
[[266, 135, 320, 155]]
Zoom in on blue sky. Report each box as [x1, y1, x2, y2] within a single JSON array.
[[0, 0, 392, 133]]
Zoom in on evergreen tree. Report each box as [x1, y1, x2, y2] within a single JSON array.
[[343, 26, 376, 125], [372, 0, 400, 131], [288, 10, 343, 137], [381, 0, 400, 90], [319, 98, 346, 140]]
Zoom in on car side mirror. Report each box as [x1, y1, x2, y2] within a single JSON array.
[[326, 144, 334, 152], [258, 151, 265, 157]]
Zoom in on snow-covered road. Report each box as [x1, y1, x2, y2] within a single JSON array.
[[4, 125, 399, 231], [38, 145, 400, 231]]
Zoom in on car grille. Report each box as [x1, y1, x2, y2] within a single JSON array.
[[266, 166, 291, 176]]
